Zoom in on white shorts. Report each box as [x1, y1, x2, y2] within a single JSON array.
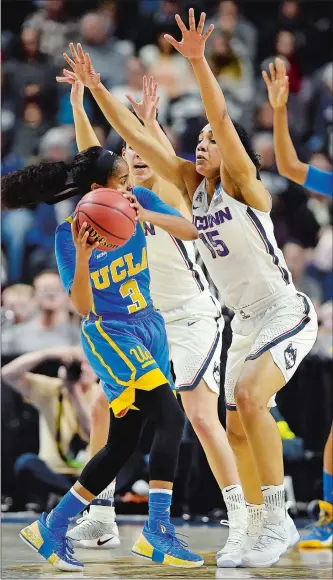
[[161, 291, 223, 394], [225, 292, 318, 410]]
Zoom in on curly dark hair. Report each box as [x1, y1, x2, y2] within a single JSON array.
[[1, 146, 123, 210]]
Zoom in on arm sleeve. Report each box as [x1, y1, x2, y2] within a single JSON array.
[[55, 222, 76, 293], [304, 166, 333, 198], [134, 186, 183, 217]]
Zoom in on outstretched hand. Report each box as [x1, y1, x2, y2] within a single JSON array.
[[262, 58, 289, 110], [164, 8, 214, 60], [57, 43, 101, 90], [126, 76, 159, 126]]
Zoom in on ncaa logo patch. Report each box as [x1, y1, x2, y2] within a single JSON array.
[[284, 343, 297, 370], [213, 361, 220, 386]]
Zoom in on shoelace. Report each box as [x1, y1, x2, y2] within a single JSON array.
[[157, 522, 190, 552], [252, 525, 285, 551], [220, 520, 246, 548], [304, 513, 333, 536]]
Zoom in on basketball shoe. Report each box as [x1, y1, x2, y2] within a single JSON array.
[[19, 512, 83, 571], [67, 504, 120, 549], [298, 501, 333, 549], [132, 520, 204, 567], [241, 510, 290, 568]]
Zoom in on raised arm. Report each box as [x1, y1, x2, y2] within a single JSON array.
[[165, 10, 258, 188], [58, 44, 199, 198], [70, 80, 101, 151], [263, 58, 308, 184]]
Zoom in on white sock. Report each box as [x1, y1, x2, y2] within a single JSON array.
[[89, 504, 116, 523], [261, 484, 285, 522], [246, 503, 265, 536], [222, 484, 247, 522], [92, 481, 115, 505]]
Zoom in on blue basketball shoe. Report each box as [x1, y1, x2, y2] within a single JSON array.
[[19, 512, 83, 571], [132, 520, 204, 567], [299, 501, 333, 549]]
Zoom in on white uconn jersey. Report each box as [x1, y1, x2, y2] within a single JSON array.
[[192, 180, 294, 315], [144, 222, 209, 311]]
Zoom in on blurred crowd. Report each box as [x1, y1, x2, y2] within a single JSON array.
[[1, 0, 332, 514]]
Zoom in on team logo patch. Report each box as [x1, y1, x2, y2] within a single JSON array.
[[213, 361, 220, 385], [193, 190, 204, 210], [240, 310, 250, 320], [284, 343, 297, 370]]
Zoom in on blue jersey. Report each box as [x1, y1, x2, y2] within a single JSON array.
[[55, 186, 181, 318], [304, 166, 333, 198]]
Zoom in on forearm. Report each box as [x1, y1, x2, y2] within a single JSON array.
[[72, 105, 101, 152], [145, 210, 198, 240], [71, 255, 93, 317], [145, 120, 176, 156], [90, 83, 186, 189], [274, 107, 308, 184], [1, 350, 48, 384]]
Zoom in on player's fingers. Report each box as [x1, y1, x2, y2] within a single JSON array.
[[78, 222, 88, 241], [189, 8, 196, 31], [197, 11, 206, 34], [77, 43, 85, 62], [92, 241, 99, 250], [175, 14, 188, 33], [262, 70, 270, 86], [84, 52, 93, 72], [164, 34, 179, 49], [71, 217, 79, 239], [69, 42, 79, 63], [154, 95, 160, 109], [152, 81, 158, 99], [63, 52, 76, 69], [203, 23, 214, 40], [56, 76, 75, 84], [269, 62, 276, 82], [63, 68, 76, 78], [82, 231, 90, 245]]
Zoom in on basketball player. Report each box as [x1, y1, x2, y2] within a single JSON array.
[[58, 10, 317, 566], [264, 57, 333, 549], [2, 152, 204, 570], [58, 53, 247, 557]]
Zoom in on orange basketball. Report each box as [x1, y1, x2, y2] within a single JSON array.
[[74, 188, 136, 251]]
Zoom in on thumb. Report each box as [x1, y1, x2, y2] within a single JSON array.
[[125, 94, 138, 108], [56, 76, 75, 84], [164, 34, 179, 49]]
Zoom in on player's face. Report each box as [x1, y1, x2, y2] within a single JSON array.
[[123, 145, 154, 183], [195, 124, 221, 178], [105, 158, 132, 194]]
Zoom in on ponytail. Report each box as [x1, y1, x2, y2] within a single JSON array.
[[1, 146, 121, 210]]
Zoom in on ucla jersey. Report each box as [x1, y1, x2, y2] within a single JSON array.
[[55, 186, 181, 417], [55, 186, 181, 318]]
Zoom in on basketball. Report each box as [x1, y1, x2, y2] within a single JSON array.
[[74, 188, 137, 251]]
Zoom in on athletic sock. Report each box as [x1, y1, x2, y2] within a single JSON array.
[[222, 484, 248, 527], [323, 471, 333, 505], [46, 487, 89, 534], [148, 488, 172, 529], [246, 503, 265, 536], [91, 481, 115, 507], [262, 484, 285, 522]]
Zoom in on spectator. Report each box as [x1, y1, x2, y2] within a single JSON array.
[[255, 100, 274, 133], [4, 27, 58, 122], [208, 30, 254, 128], [252, 132, 288, 196], [274, 30, 302, 93], [2, 284, 36, 327], [12, 99, 50, 162], [79, 12, 127, 89], [1, 347, 98, 511], [23, 0, 78, 68], [1, 271, 81, 356], [207, 0, 258, 61], [310, 63, 333, 157], [140, 26, 196, 100], [283, 241, 323, 309]]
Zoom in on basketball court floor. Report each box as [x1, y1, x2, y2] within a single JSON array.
[[2, 515, 332, 579]]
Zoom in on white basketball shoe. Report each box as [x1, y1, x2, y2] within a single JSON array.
[[67, 505, 120, 549], [241, 512, 291, 568], [216, 508, 248, 568]]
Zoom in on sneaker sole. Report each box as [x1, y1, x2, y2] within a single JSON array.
[[132, 550, 204, 568], [241, 555, 280, 568], [217, 557, 242, 568], [71, 536, 121, 549], [19, 532, 83, 572]]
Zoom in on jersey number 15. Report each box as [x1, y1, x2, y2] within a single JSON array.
[[199, 230, 229, 258]]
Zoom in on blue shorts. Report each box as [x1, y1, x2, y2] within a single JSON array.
[[81, 306, 173, 417]]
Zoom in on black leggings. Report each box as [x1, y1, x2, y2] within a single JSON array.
[[79, 384, 184, 496]]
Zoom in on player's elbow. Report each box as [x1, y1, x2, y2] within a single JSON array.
[[185, 224, 199, 241]]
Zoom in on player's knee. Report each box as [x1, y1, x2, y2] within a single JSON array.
[[227, 421, 247, 451], [234, 377, 260, 415], [91, 391, 109, 426], [188, 407, 216, 438]]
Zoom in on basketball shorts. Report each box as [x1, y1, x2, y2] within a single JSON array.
[[81, 306, 173, 417], [161, 290, 223, 394], [225, 291, 318, 410]]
